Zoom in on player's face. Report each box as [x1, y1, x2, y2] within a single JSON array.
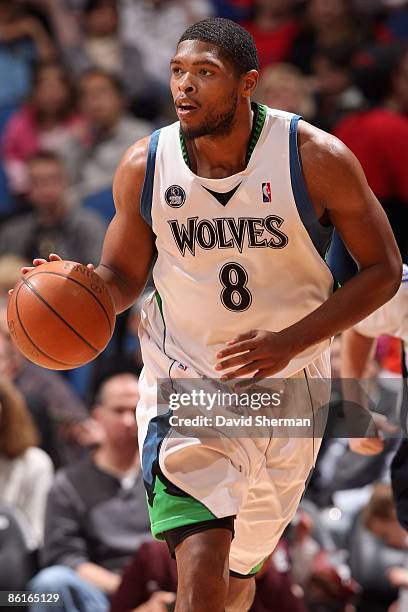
[[170, 40, 242, 140]]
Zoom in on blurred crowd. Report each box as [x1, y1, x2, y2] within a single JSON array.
[[0, 0, 407, 611]]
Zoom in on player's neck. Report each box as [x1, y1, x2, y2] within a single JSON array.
[[186, 105, 254, 179]]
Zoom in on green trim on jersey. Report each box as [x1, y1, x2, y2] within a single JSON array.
[[179, 102, 268, 171], [148, 474, 217, 540], [155, 290, 164, 320], [249, 558, 268, 575], [246, 103, 267, 165]]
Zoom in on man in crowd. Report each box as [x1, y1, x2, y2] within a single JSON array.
[[0, 151, 106, 264], [28, 372, 151, 612]]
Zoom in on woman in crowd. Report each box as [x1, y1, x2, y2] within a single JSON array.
[[0, 376, 53, 549], [3, 61, 87, 197]]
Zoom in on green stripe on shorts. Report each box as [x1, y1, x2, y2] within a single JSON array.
[[148, 474, 217, 540]]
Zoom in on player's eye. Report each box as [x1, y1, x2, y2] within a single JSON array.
[[172, 67, 182, 76], [200, 69, 213, 76]]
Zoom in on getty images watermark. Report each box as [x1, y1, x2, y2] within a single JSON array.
[[167, 388, 312, 429], [156, 377, 408, 439], [156, 378, 331, 438]]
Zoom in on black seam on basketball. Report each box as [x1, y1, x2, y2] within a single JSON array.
[[22, 277, 99, 354], [25, 271, 113, 334], [15, 284, 82, 367]]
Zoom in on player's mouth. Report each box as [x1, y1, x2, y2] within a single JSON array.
[[176, 98, 199, 117]]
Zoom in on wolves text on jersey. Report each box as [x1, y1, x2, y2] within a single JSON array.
[[168, 216, 289, 256]]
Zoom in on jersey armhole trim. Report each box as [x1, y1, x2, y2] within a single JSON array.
[[289, 115, 336, 285], [140, 129, 161, 227]]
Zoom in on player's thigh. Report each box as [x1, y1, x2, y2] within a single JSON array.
[[230, 438, 316, 576]]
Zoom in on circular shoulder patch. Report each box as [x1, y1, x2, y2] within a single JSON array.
[[165, 185, 186, 208]]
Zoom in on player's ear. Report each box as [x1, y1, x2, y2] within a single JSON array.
[[241, 70, 258, 99]]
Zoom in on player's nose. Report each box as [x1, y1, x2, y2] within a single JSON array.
[[178, 73, 196, 94]]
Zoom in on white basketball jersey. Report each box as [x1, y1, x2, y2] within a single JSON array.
[[139, 105, 334, 378]]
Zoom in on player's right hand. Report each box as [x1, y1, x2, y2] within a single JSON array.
[[21, 252, 62, 275], [9, 254, 95, 295], [349, 414, 399, 456]]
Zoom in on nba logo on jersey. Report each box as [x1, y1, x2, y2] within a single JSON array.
[[262, 182, 272, 203]]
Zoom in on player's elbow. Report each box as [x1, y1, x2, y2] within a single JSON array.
[[382, 249, 403, 300]]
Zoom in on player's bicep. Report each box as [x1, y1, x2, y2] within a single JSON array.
[[301, 127, 401, 273], [325, 147, 397, 270], [97, 139, 155, 310]]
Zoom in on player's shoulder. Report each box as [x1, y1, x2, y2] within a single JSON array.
[[115, 122, 177, 182], [116, 135, 151, 180], [296, 119, 364, 192]]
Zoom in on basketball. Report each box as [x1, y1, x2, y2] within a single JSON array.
[[7, 260, 116, 370]]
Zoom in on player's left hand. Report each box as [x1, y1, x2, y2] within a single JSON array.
[[215, 330, 295, 381]]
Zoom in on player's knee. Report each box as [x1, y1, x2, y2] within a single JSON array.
[[226, 577, 255, 612]]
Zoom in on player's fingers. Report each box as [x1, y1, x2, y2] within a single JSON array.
[[215, 352, 254, 372], [220, 360, 263, 381], [225, 330, 257, 346], [48, 253, 62, 261], [216, 339, 258, 359], [22, 266, 36, 274], [8, 289, 13, 296], [86, 263, 95, 271]]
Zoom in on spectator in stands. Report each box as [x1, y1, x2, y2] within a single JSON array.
[[289, 0, 391, 75], [28, 372, 151, 612], [0, 254, 28, 299], [0, 305, 102, 467], [77, 70, 152, 199], [32, 0, 151, 114], [211, 0, 253, 21], [0, 151, 106, 263], [335, 45, 408, 262], [0, 0, 55, 114], [241, 0, 301, 69], [110, 541, 177, 612], [256, 63, 316, 120], [0, 376, 53, 549], [0, 254, 102, 465], [364, 483, 408, 610], [364, 485, 408, 549], [311, 44, 365, 131], [120, 0, 213, 118], [3, 61, 86, 196]]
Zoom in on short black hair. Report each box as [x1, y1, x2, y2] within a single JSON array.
[[178, 17, 259, 75]]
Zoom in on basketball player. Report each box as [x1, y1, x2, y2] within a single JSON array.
[[25, 18, 402, 612], [342, 264, 408, 455]]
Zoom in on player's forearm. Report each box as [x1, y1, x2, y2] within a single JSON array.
[[282, 262, 400, 358], [95, 263, 146, 314], [76, 562, 121, 595]]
